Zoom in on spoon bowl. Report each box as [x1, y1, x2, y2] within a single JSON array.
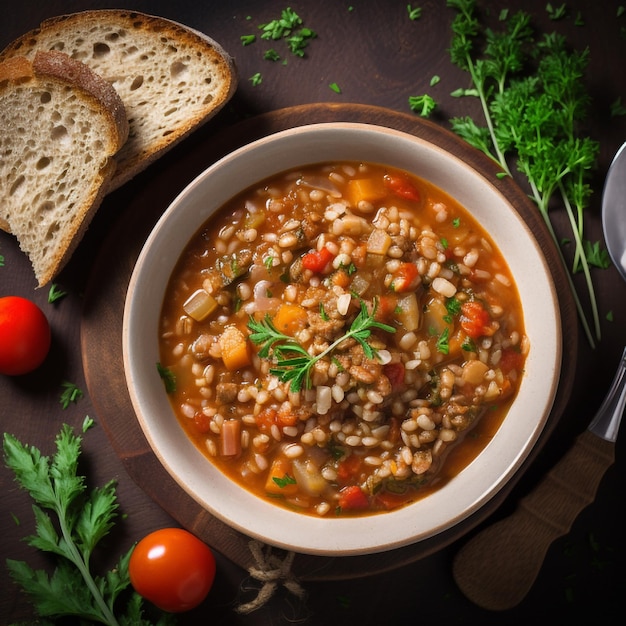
[[602, 141, 626, 282]]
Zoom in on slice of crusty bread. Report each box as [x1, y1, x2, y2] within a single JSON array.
[[0, 9, 238, 192], [0, 51, 129, 286]]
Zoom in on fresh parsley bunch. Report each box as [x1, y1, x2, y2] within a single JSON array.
[[3, 424, 175, 626], [447, 0, 606, 348]]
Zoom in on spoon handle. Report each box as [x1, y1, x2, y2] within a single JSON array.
[[452, 430, 615, 611]]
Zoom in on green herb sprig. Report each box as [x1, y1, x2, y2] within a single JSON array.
[[3, 425, 174, 625], [447, 0, 603, 347], [272, 474, 296, 488], [407, 4, 423, 21], [409, 94, 437, 117], [157, 362, 176, 394], [248, 297, 395, 392], [59, 382, 83, 409], [47, 283, 67, 304]]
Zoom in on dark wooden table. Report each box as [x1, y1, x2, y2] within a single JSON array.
[[2, 1, 625, 624]]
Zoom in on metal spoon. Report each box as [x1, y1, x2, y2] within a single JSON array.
[[603, 142, 626, 283], [452, 142, 626, 611]]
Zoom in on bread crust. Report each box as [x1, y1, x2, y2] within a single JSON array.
[[0, 9, 238, 190], [0, 51, 128, 285], [32, 50, 129, 145]]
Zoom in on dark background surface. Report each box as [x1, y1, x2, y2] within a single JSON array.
[[1, 1, 625, 624]]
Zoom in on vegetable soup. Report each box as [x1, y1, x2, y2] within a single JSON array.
[[158, 161, 528, 517]]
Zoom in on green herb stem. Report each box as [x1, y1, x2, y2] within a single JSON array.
[[520, 153, 598, 348], [469, 61, 512, 175], [559, 181, 601, 340], [57, 511, 120, 626]]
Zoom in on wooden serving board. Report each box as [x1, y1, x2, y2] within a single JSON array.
[[81, 103, 577, 580]]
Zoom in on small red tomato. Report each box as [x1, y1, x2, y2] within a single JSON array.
[[0, 296, 51, 375], [390, 262, 420, 292], [301, 246, 335, 273], [338, 485, 370, 510], [383, 174, 421, 202], [129, 528, 216, 613], [460, 301, 491, 339]]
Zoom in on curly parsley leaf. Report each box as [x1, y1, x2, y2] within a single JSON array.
[[264, 48, 281, 61], [409, 94, 437, 117], [436, 327, 450, 354], [611, 97, 626, 117], [59, 382, 83, 409], [272, 474, 296, 488], [407, 4, 423, 20], [156, 362, 176, 394], [580, 240, 611, 270], [47, 284, 68, 304], [249, 72, 263, 86], [546, 2, 567, 20]]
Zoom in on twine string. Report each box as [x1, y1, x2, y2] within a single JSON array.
[[236, 540, 307, 614]]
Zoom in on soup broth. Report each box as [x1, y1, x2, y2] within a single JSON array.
[[158, 161, 528, 517]]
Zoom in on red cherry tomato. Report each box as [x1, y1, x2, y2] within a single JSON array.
[[0, 296, 51, 375], [129, 528, 216, 613]]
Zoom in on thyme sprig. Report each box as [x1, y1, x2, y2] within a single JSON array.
[[248, 297, 395, 392], [447, 0, 604, 347]]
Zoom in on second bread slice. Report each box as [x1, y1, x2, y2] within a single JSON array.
[[1, 9, 238, 191]]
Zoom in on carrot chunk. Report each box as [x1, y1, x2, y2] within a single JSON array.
[[219, 325, 251, 371], [265, 457, 298, 495], [272, 303, 308, 336], [346, 177, 387, 206]]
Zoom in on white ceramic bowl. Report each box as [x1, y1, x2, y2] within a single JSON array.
[[123, 122, 561, 556]]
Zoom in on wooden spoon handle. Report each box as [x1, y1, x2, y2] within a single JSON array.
[[452, 430, 615, 611]]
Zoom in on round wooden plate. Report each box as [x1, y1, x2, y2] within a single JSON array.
[[81, 103, 577, 580]]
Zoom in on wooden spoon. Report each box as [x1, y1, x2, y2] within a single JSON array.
[[452, 349, 625, 610]]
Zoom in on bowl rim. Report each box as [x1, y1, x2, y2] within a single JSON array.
[[123, 121, 562, 556]]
